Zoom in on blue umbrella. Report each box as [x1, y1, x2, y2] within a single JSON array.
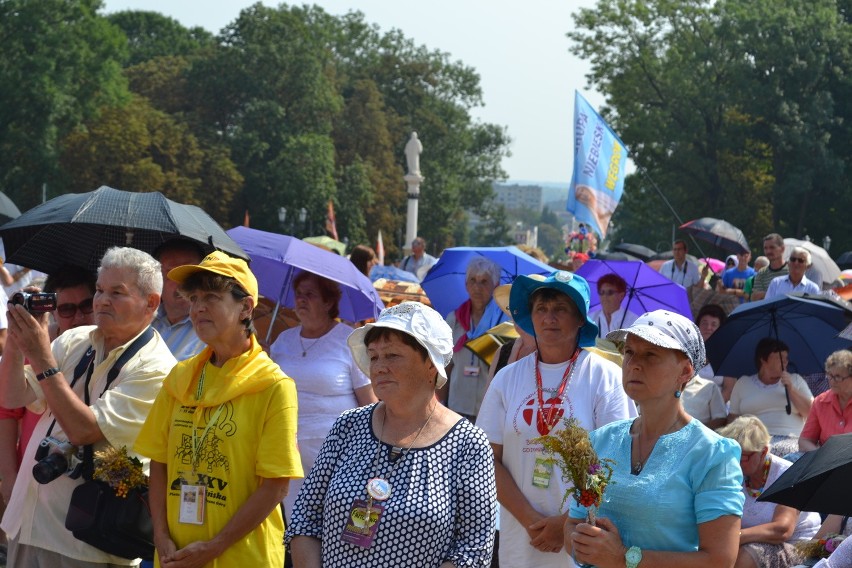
[[369, 264, 419, 283], [706, 294, 852, 377], [575, 259, 693, 320], [226, 227, 384, 334], [420, 246, 553, 317]]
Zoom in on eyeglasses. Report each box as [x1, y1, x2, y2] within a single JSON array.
[[56, 298, 94, 318], [827, 372, 851, 382], [598, 290, 622, 297], [789, 257, 807, 264]]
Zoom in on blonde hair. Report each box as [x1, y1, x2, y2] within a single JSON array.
[[716, 415, 769, 453]]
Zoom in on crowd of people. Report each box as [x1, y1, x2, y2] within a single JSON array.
[[0, 227, 849, 568]]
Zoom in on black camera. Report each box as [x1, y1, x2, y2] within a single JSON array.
[[10, 291, 57, 314], [32, 436, 84, 484]]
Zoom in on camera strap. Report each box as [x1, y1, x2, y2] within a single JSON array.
[[40, 327, 156, 480]]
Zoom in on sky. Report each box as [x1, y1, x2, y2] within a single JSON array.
[[103, 0, 604, 183]]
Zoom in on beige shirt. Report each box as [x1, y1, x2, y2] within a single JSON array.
[[1, 324, 176, 564]]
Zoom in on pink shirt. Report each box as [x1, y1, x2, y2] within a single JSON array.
[[800, 390, 852, 445]]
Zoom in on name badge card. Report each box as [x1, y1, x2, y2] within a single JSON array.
[[463, 365, 480, 377], [179, 484, 206, 525], [341, 499, 384, 548], [532, 456, 553, 488]]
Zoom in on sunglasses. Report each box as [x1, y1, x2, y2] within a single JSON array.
[[56, 298, 94, 318], [789, 257, 807, 264]]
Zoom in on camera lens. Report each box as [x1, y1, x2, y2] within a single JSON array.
[[32, 453, 69, 484]]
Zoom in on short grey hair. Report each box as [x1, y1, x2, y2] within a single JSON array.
[[753, 256, 770, 270], [716, 415, 770, 453], [99, 247, 163, 296], [789, 246, 811, 266], [466, 257, 501, 286], [826, 349, 852, 376]]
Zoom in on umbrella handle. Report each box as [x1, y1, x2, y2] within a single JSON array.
[[785, 385, 791, 415]]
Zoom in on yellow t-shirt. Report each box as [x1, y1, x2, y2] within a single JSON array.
[[135, 337, 302, 567]]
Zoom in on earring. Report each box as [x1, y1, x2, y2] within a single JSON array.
[[674, 389, 682, 399]]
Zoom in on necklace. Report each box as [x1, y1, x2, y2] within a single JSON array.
[[365, 402, 437, 504], [298, 323, 334, 357], [745, 456, 772, 498], [534, 348, 580, 436], [631, 415, 681, 475]]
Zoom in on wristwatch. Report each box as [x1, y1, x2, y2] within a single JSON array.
[[625, 545, 642, 568], [36, 367, 61, 382]]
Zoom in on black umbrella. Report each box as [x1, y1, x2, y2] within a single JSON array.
[[611, 242, 656, 261], [594, 250, 640, 261], [706, 295, 852, 377], [706, 294, 852, 415], [679, 217, 750, 254], [0, 190, 22, 224], [837, 251, 852, 270], [0, 186, 247, 273], [758, 432, 852, 515]]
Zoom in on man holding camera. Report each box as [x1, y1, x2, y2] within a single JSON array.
[[0, 247, 176, 566]]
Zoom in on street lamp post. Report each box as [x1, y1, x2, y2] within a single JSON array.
[[823, 235, 832, 252]]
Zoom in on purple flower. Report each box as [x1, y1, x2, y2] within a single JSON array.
[[826, 538, 838, 553], [588, 463, 601, 474]]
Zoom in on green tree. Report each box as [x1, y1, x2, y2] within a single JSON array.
[[107, 10, 213, 67], [570, 0, 852, 253], [0, 0, 129, 209], [59, 96, 240, 223], [310, 7, 510, 251], [184, 3, 342, 231]]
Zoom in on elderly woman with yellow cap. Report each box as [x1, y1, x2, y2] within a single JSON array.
[[567, 310, 745, 568], [135, 251, 303, 567], [477, 271, 635, 568], [287, 302, 497, 567]]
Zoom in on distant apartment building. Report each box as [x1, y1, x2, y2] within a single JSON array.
[[493, 183, 543, 212]]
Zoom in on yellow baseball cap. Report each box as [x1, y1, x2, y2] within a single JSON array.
[[167, 251, 258, 304]]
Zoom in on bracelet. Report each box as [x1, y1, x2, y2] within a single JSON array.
[[36, 367, 61, 382]]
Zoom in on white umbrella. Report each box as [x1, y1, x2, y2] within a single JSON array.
[[783, 238, 841, 287]]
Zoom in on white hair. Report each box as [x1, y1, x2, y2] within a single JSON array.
[[99, 247, 163, 296], [789, 246, 811, 266], [466, 257, 501, 286]]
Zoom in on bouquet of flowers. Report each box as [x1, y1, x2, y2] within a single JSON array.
[[93, 446, 148, 498], [536, 417, 614, 525], [796, 534, 847, 560]]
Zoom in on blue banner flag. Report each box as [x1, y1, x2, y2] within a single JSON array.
[[567, 91, 628, 238]]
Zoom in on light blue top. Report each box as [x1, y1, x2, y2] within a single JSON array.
[[765, 274, 821, 300], [570, 419, 744, 552], [152, 306, 205, 361]]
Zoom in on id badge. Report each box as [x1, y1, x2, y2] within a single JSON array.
[[463, 365, 480, 377], [179, 484, 206, 525], [341, 498, 384, 548], [532, 456, 553, 488]]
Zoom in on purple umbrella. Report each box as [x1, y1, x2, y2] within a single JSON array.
[[226, 227, 384, 338], [576, 259, 693, 320]]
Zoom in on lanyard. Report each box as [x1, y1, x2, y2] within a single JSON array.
[[191, 404, 225, 473], [191, 360, 224, 472], [670, 261, 687, 285], [534, 348, 580, 435]]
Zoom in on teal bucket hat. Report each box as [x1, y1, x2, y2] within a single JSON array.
[[509, 270, 599, 347]]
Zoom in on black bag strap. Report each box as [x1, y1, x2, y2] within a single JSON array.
[[80, 327, 156, 479]]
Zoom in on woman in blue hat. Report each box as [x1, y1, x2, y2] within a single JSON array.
[[477, 270, 636, 568]]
